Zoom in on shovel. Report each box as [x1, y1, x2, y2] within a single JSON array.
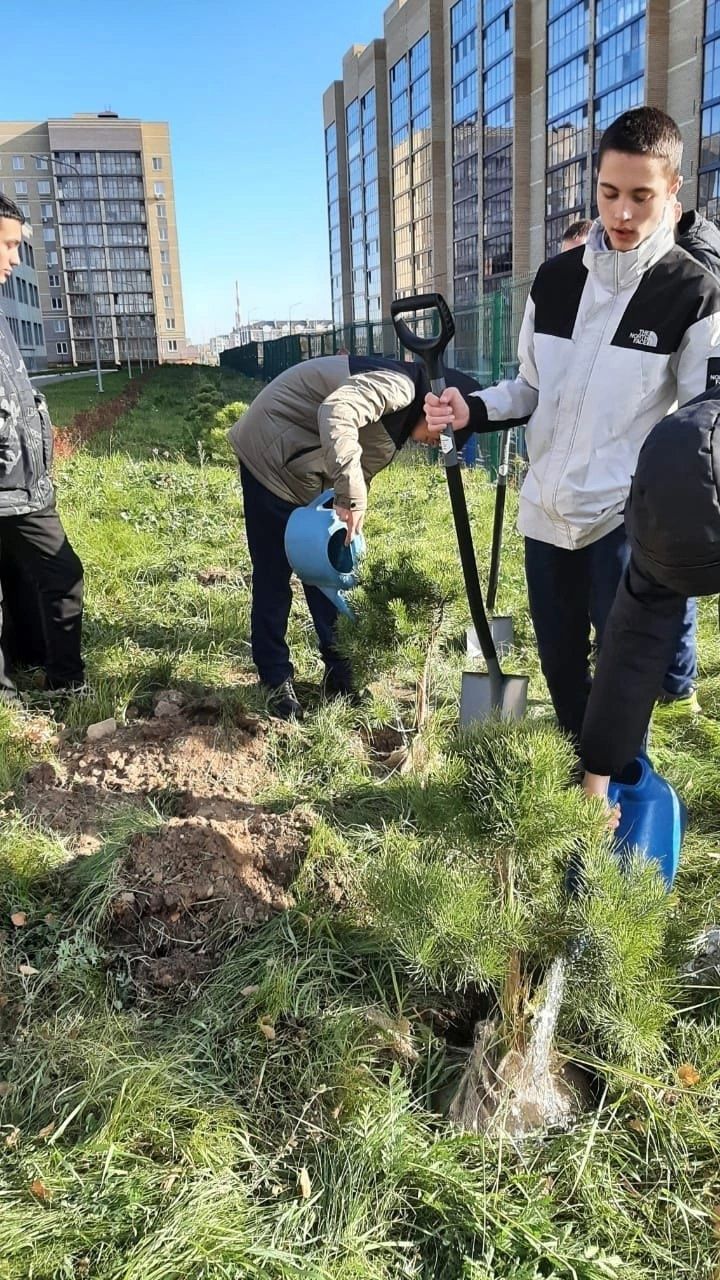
[[390, 293, 528, 724], [485, 427, 514, 654]]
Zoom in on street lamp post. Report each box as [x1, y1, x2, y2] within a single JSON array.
[[288, 300, 303, 336], [35, 153, 103, 393]]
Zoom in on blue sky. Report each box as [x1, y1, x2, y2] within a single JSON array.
[[5, 0, 385, 340]]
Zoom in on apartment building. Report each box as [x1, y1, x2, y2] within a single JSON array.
[[0, 113, 186, 368], [0, 231, 47, 371], [324, 0, 716, 321]]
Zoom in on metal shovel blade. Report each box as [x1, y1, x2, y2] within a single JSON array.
[[490, 615, 514, 655], [460, 670, 528, 725], [467, 618, 514, 658]]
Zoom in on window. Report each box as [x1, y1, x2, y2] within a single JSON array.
[[34, 323, 42, 345], [166, 338, 178, 352], [19, 204, 30, 219], [166, 317, 175, 329], [160, 249, 170, 264], [152, 156, 163, 170], [154, 182, 165, 197], [46, 252, 59, 266], [14, 181, 27, 195], [54, 319, 66, 333], [51, 297, 64, 310], [56, 342, 69, 355], [164, 294, 172, 308], [41, 203, 53, 220], [35, 156, 48, 170], [37, 182, 51, 196], [156, 203, 166, 217], [48, 274, 61, 287], [12, 156, 24, 171], [158, 226, 168, 240], [161, 271, 171, 286], [43, 228, 56, 242]]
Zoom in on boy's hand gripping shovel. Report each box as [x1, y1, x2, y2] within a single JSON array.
[[390, 293, 527, 724]]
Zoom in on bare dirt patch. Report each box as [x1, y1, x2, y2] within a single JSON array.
[[21, 709, 268, 852], [109, 806, 308, 996]]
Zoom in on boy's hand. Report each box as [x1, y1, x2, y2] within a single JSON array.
[[335, 506, 364, 546], [582, 771, 621, 832], [423, 388, 471, 436]]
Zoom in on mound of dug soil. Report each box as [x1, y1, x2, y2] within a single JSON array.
[[109, 807, 308, 995], [22, 713, 267, 854]]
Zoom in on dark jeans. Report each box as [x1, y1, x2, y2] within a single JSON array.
[[0, 505, 84, 692], [525, 524, 696, 743], [240, 464, 351, 688]]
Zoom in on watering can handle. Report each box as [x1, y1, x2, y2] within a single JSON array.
[[314, 489, 364, 569], [390, 293, 500, 675]]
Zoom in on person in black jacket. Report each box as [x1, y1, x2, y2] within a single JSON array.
[[675, 204, 720, 279], [0, 194, 84, 696], [581, 389, 720, 803]]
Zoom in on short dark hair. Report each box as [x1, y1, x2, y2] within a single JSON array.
[[562, 218, 593, 243], [0, 193, 26, 226], [598, 106, 683, 177]]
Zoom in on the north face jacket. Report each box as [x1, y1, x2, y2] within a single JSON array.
[[464, 219, 720, 550], [581, 389, 720, 775], [0, 309, 54, 516], [229, 354, 480, 511]]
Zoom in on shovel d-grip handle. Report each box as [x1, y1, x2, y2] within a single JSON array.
[[391, 292, 500, 674], [389, 293, 455, 382]]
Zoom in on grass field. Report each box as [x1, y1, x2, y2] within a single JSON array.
[[0, 366, 719, 1279]]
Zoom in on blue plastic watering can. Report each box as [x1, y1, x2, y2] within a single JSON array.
[[608, 755, 687, 889], [284, 490, 365, 618]]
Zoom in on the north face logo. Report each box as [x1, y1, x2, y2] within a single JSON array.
[[629, 329, 659, 348]]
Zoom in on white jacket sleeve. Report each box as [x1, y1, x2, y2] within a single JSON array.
[[673, 310, 720, 407], [472, 296, 540, 426], [317, 369, 415, 511]]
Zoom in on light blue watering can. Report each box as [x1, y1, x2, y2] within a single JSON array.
[[608, 754, 687, 889], [284, 490, 365, 618]]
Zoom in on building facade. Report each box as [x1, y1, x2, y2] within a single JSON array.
[[0, 231, 48, 371], [0, 113, 186, 368], [324, 0, 713, 320]]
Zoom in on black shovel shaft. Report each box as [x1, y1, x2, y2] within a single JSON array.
[[390, 292, 500, 674], [445, 463, 502, 680], [486, 429, 512, 614]]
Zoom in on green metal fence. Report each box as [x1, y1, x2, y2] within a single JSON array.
[[220, 274, 534, 477]]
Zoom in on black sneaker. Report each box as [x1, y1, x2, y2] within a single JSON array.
[[263, 679, 303, 722]]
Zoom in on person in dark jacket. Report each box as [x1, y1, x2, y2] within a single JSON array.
[[229, 354, 480, 719], [675, 204, 720, 279], [580, 388, 720, 802], [0, 194, 84, 696]]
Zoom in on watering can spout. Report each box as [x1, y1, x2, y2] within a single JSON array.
[[319, 585, 354, 617]]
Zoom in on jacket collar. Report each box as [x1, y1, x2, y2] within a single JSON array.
[[583, 217, 675, 294]]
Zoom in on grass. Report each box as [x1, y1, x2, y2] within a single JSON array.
[[0, 365, 719, 1278], [38, 370, 131, 427]]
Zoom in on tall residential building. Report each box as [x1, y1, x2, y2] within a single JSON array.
[[0, 232, 47, 371], [0, 113, 186, 368], [324, 0, 714, 320]]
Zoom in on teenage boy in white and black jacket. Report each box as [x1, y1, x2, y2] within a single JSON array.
[[425, 107, 720, 746]]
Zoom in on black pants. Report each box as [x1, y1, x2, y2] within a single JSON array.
[[0, 505, 84, 692], [240, 464, 351, 687]]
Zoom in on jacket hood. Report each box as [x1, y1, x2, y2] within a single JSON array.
[[626, 388, 720, 596], [677, 209, 720, 279], [349, 355, 481, 450], [583, 217, 675, 294]]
